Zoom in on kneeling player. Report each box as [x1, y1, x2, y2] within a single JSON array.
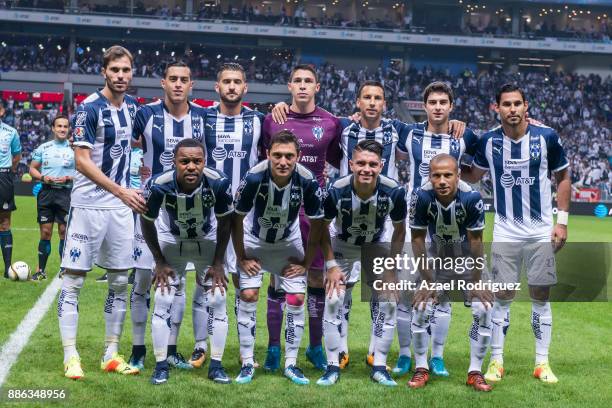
[[141, 139, 233, 385], [317, 140, 407, 386], [233, 130, 324, 385], [409, 154, 493, 391]]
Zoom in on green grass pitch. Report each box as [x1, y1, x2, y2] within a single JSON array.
[[1, 196, 610, 407]]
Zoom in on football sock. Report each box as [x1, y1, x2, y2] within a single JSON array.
[[307, 286, 325, 347], [266, 286, 285, 347], [168, 277, 186, 348], [58, 273, 84, 363], [237, 300, 257, 366], [373, 302, 397, 367], [130, 268, 152, 346], [340, 286, 353, 354], [490, 299, 512, 364], [0, 230, 13, 277], [323, 289, 345, 367], [368, 301, 379, 355], [431, 301, 452, 359], [412, 301, 434, 369], [192, 281, 209, 350], [284, 303, 305, 368], [397, 302, 413, 357], [104, 271, 128, 361], [468, 301, 492, 373], [151, 281, 177, 362], [59, 239, 65, 259], [37, 239, 51, 273], [532, 301, 552, 365], [208, 288, 228, 362]]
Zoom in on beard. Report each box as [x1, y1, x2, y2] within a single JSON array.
[[219, 92, 243, 106]]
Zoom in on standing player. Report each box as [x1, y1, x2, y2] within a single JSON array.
[[201, 62, 265, 367], [141, 139, 233, 385], [129, 61, 209, 372], [463, 84, 570, 384], [317, 140, 407, 386], [58, 45, 145, 380], [0, 101, 21, 279], [408, 154, 493, 391], [29, 114, 74, 280], [233, 130, 324, 385], [261, 64, 343, 371]]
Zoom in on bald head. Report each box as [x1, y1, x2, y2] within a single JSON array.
[[429, 153, 459, 174]]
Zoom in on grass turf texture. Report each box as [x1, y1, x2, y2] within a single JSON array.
[[1, 196, 610, 407]]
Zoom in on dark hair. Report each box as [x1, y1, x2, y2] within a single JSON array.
[[495, 83, 526, 105], [289, 64, 318, 83], [430, 153, 458, 173], [217, 62, 246, 81], [357, 80, 385, 99], [103, 45, 133, 68], [173, 138, 205, 156], [163, 60, 190, 78], [268, 130, 300, 153], [423, 81, 454, 105], [353, 139, 383, 158], [52, 114, 70, 127]]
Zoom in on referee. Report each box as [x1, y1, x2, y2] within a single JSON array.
[[0, 101, 22, 279], [29, 114, 74, 280]]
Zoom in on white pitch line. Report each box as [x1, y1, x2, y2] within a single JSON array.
[[11, 227, 39, 231], [0, 276, 62, 386]]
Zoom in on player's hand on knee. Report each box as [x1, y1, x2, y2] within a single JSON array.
[[118, 187, 147, 214], [282, 256, 306, 278], [449, 119, 466, 139], [551, 224, 567, 253], [240, 257, 261, 276], [469, 289, 493, 309], [271, 102, 290, 124], [207, 264, 228, 295], [325, 266, 345, 298], [153, 262, 176, 295], [412, 288, 436, 311]]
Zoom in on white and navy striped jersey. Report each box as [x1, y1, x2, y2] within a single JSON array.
[[338, 118, 411, 180], [324, 174, 407, 245], [132, 100, 207, 183], [203, 106, 265, 196], [409, 180, 485, 253], [142, 167, 233, 241], [473, 124, 569, 240], [234, 161, 324, 244], [406, 122, 479, 195], [71, 91, 138, 208]]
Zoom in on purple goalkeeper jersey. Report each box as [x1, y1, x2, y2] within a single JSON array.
[[261, 106, 342, 186]]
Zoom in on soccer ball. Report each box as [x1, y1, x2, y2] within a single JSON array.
[[8, 261, 31, 281]]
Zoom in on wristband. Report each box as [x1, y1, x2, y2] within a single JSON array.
[[325, 260, 339, 269], [556, 210, 569, 226], [42, 175, 47, 183]]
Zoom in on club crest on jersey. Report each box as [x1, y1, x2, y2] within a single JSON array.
[[192, 120, 202, 140], [450, 139, 460, 153], [312, 126, 324, 141], [382, 128, 393, 144], [69, 247, 81, 262], [202, 190, 215, 208], [133, 246, 142, 261], [455, 207, 466, 224], [376, 197, 390, 217], [290, 187, 302, 207], [530, 142, 541, 159]]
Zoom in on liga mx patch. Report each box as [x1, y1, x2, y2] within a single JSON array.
[[312, 126, 324, 141]]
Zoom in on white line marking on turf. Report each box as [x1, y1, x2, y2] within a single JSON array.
[[12, 228, 39, 231], [0, 276, 62, 387]]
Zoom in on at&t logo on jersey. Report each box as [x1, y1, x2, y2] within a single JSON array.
[[109, 144, 127, 159], [212, 146, 247, 161], [500, 172, 535, 188], [301, 156, 317, 163], [418, 162, 430, 177], [159, 151, 174, 167], [257, 217, 287, 230]]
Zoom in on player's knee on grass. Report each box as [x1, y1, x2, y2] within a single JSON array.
[[241, 288, 259, 302], [529, 286, 550, 301], [286, 293, 305, 307], [0, 212, 11, 230], [207, 287, 227, 308], [307, 269, 324, 288], [107, 271, 129, 295]]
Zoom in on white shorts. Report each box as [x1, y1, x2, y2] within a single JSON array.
[[491, 235, 557, 287], [159, 239, 223, 286], [133, 213, 155, 270], [61, 206, 134, 271], [226, 236, 237, 275], [239, 233, 306, 294], [330, 238, 362, 285]]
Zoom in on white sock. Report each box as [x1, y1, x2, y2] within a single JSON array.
[[151, 277, 178, 362], [412, 301, 434, 369], [192, 282, 208, 350], [340, 287, 353, 355], [130, 268, 152, 346], [490, 299, 512, 364], [58, 274, 84, 363], [168, 276, 186, 348], [368, 301, 379, 355], [237, 300, 257, 366], [396, 303, 413, 357], [532, 301, 552, 365], [208, 287, 228, 362], [284, 303, 305, 368], [468, 301, 492, 373], [323, 289, 345, 367], [104, 271, 128, 361], [373, 302, 396, 367], [430, 301, 451, 359]]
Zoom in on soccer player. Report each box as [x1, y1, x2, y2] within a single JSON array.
[[317, 140, 407, 386], [463, 83, 570, 384], [408, 154, 493, 391], [58, 45, 145, 380], [202, 62, 265, 367], [233, 130, 324, 385], [29, 114, 74, 281], [261, 64, 343, 372], [129, 61, 209, 372], [141, 138, 233, 385], [0, 101, 21, 279]]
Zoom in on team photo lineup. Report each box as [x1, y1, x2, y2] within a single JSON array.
[[0, 7, 610, 401]]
